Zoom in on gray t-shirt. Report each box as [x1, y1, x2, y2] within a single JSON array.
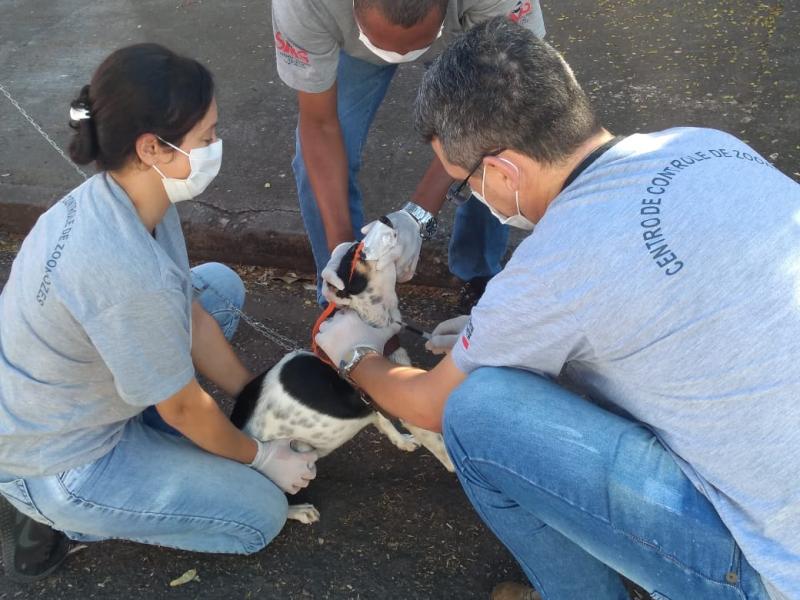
[[452, 128, 799, 600], [0, 174, 194, 477], [271, 0, 545, 93]]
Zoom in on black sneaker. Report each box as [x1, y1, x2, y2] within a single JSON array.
[[0, 497, 70, 582], [458, 275, 491, 313]]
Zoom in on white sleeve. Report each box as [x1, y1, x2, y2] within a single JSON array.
[[271, 0, 340, 93], [461, 0, 546, 38], [450, 260, 591, 377], [83, 290, 194, 407]]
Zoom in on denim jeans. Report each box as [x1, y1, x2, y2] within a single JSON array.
[[292, 51, 510, 303], [0, 262, 288, 554], [442, 367, 771, 600]]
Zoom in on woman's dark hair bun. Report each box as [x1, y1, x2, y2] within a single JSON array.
[[66, 44, 214, 171], [68, 84, 99, 165]]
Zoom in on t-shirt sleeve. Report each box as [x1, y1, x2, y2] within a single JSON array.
[[271, 0, 340, 93], [462, 0, 546, 38], [450, 259, 592, 377], [83, 289, 194, 407]]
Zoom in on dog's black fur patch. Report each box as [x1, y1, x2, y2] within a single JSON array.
[[230, 371, 269, 429], [335, 243, 368, 299], [279, 353, 372, 419]]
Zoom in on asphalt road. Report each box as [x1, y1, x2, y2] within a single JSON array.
[[0, 230, 524, 600]]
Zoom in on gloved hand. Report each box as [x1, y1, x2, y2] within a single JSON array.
[[425, 315, 470, 355], [315, 309, 401, 367], [249, 438, 318, 494], [320, 241, 356, 292], [361, 210, 421, 283]]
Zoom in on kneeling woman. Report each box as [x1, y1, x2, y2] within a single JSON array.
[[0, 44, 317, 581]]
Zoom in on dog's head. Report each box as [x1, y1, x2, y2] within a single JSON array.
[[323, 242, 400, 327]]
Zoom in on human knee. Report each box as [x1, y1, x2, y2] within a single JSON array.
[[207, 262, 245, 308], [240, 488, 289, 554], [443, 367, 508, 460], [443, 368, 561, 460]]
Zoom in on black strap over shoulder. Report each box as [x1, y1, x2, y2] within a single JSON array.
[[561, 135, 627, 192]]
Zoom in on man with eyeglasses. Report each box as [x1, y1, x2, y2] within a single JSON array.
[[315, 17, 800, 600], [271, 0, 545, 309]]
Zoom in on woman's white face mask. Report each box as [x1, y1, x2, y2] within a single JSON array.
[[471, 158, 535, 231], [152, 137, 223, 204]]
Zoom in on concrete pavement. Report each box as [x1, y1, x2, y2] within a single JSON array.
[[1, 0, 797, 284]]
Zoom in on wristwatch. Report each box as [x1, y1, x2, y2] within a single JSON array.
[[402, 201, 438, 240], [338, 345, 380, 384]]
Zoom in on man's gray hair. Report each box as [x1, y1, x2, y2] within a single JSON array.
[[414, 17, 601, 169], [354, 0, 448, 28]]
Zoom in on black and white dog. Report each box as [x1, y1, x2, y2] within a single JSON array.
[[231, 243, 454, 524]]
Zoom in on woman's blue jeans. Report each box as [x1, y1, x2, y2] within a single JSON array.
[[292, 51, 510, 303], [0, 263, 288, 554], [442, 367, 771, 600]]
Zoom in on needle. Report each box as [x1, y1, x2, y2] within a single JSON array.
[[398, 321, 432, 341]]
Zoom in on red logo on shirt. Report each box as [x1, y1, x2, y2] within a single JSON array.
[[509, 1, 533, 23], [461, 318, 474, 350], [275, 32, 310, 65]]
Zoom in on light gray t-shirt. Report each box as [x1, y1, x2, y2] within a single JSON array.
[[452, 128, 799, 600], [0, 173, 194, 477], [271, 0, 545, 93]]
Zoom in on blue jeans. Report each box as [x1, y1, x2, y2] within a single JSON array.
[[443, 367, 771, 600], [293, 52, 509, 303], [0, 262, 288, 554]]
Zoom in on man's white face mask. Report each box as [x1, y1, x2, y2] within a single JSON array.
[[472, 158, 535, 231], [353, 1, 444, 64], [357, 27, 441, 63], [152, 137, 223, 204]]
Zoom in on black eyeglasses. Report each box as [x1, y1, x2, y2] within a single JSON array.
[[445, 149, 505, 206]]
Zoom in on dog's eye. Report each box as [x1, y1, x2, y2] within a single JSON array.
[[338, 269, 368, 297], [334, 243, 369, 297]]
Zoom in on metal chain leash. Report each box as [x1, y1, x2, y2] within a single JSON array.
[[233, 304, 301, 351], [0, 82, 88, 181], [2, 80, 303, 353], [194, 273, 302, 352]]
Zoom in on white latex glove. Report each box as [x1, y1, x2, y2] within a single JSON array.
[[361, 210, 421, 283], [314, 309, 401, 367], [425, 315, 470, 355], [249, 438, 318, 494], [320, 241, 355, 292]]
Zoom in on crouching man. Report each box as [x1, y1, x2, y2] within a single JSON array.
[[315, 17, 799, 600]]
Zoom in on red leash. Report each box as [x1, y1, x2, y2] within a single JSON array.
[[311, 241, 365, 367]]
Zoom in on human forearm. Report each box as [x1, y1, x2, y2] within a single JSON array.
[[157, 379, 258, 463], [409, 155, 455, 216], [299, 113, 352, 249], [191, 302, 253, 396], [350, 353, 466, 432]]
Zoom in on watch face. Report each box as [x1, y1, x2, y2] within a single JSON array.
[[340, 348, 357, 370]]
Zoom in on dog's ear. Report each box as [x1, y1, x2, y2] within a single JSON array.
[[334, 243, 369, 299]]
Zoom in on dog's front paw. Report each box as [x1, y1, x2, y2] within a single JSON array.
[[287, 503, 320, 524], [393, 433, 420, 452]]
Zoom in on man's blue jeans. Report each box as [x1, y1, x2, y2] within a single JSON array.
[[443, 367, 771, 600], [292, 52, 510, 303], [0, 263, 288, 554]]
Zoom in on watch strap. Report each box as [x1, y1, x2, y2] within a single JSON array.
[[338, 345, 380, 384], [402, 201, 438, 240]]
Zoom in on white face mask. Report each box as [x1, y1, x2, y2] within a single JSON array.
[[357, 28, 439, 63], [473, 158, 535, 231], [152, 138, 223, 204], [354, 0, 444, 65]]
